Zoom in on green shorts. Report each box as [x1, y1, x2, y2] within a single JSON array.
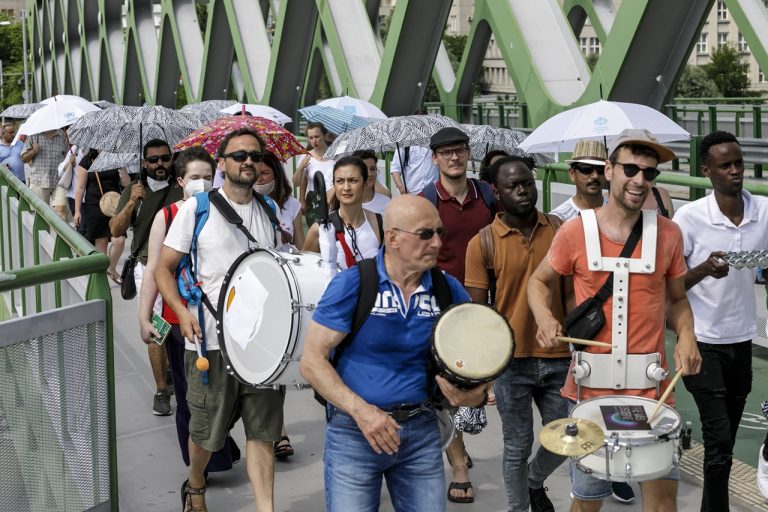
[[185, 350, 285, 453]]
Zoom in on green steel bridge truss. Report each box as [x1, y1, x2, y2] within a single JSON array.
[[26, 0, 768, 126]]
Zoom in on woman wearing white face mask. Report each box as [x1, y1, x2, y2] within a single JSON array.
[[139, 147, 241, 473], [255, 152, 305, 250]]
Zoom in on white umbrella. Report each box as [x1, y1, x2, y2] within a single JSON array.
[[518, 100, 690, 153], [40, 94, 93, 106], [317, 96, 387, 120], [220, 103, 292, 125], [16, 98, 101, 138]]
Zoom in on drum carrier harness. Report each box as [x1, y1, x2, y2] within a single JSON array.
[[571, 209, 669, 401]]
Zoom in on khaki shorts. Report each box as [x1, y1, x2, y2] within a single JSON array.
[[185, 350, 285, 452], [50, 186, 68, 207], [28, 184, 68, 208]]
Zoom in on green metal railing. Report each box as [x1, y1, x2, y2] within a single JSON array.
[[0, 165, 118, 511]]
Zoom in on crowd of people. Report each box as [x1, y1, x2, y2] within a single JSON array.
[[2, 114, 768, 512]]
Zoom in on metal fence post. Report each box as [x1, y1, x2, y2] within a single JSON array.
[[754, 105, 763, 179]]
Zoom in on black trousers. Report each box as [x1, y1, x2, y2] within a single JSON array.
[[683, 340, 752, 512]]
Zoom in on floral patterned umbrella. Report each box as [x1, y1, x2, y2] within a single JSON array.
[[174, 115, 306, 162]]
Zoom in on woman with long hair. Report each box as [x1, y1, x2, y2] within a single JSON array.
[[292, 121, 335, 226], [255, 152, 305, 250]]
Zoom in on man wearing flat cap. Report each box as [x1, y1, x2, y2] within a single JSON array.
[[420, 126, 496, 503], [529, 129, 701, 511]]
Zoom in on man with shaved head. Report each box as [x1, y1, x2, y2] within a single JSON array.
[[301, 196, 489, 512]]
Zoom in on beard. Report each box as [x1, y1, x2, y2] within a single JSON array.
[[226, 164, 258, 189]]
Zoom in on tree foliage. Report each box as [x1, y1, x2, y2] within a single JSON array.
[[674, 64, 719, 98], [0, 13, 25, 110], [703, 44, 755, 98]]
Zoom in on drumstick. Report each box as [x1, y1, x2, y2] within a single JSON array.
[[648, 369, 684, 423], [556, 336, 612, 349]]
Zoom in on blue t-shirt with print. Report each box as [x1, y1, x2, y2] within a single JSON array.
[[312, 248, 470, 409]]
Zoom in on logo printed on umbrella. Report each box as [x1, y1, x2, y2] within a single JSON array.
[[593, 116, 608, 134], [64, 111, 77, 122]]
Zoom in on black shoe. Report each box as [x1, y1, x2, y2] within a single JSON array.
[[529, 486, 555, 512], [152, 392, 172, 416], [611, 481, 635, 503]]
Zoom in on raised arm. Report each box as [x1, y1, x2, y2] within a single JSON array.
[[110, 182, 144, 237]]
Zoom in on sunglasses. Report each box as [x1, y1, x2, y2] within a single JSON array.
[[221, 150, 264, 163], [436, 147, 469, 160], [392, 227, 447, 240], [145, 154, 172, 164], [572, 163, 605, 176], [611, 161, 661, 181]]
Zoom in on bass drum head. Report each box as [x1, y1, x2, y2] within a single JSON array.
[[432, 303, 514, 386], [218, 250, 296, 385]]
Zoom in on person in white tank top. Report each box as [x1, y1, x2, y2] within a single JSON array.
[[303, 156, 383, 268]]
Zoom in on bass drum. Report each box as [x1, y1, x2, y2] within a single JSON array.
[[217, 249, 333, 388]]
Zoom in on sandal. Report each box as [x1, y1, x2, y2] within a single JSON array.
[[447, 481, 474, 504], [107, 270, 122, 285], [274, 435, 294, 459], [181, 479, 207, 512]]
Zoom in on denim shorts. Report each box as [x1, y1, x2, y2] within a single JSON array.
[[567, 400, 679, 500]]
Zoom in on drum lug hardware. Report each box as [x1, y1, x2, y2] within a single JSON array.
[[292, 300, 316, 311], [608, 433, 620, 453], [625, 463, 631, 478], [281, 354, 301, 363]]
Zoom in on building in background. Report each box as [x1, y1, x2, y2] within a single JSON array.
[[0, 0, 24, 20]]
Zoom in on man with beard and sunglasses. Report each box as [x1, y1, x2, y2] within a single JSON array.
[[673, 131, 768, 512], [550, 140, 608, 222], [528, 129, 701, 512], [111, 138, 182, 417], [156, 128, 284, 512], [464, 156, 569, 512]]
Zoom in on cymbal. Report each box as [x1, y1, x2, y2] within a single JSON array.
[[539, 418, 605, 457]]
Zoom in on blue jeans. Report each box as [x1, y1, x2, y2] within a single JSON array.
[[324, 405, 445, 512], [495, 357, 570, 512]]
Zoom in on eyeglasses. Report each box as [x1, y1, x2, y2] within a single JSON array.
[[392, 227, 447, 240], [436, 147, 469, 160], [145, 154, 172, 164], [221, 150, 264, 163], [611, 161, 660, 181], [572, 163, 605, 176]]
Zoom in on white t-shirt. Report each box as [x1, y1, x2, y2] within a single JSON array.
[[362, 192, 390, 215], [164, 188, 278, 351], [306, 157, 335, 193], [277, 196, 301, 250], [549, 196, 608, 221], [674, 190, 768, 344], [335, 214, 381, 270], [390, 146, 439, 195]]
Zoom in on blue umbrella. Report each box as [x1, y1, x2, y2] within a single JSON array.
[[298, 105, 373, 135]]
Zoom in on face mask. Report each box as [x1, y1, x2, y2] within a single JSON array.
[[145, 175, 170, 192], [184, 178, 213, 198], [253, 180, 275, 196]]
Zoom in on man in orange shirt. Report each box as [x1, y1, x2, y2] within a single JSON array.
[[528, 130, 701, 512], [465, 156, 570, 512]]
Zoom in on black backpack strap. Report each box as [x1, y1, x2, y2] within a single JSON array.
[[472, 178, 497, 220], [208, 191, 258, 243], [330, 258, 379, 366], [421, 182, 439, 207], [328, 210, 344, 234], [651, 187, 670, 218], [429, 267, 453, 310], [403, 146, 411, 167], [375, 213, 384, 247]]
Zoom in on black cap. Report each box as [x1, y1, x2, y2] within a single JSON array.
[[429, 127, 469, 150]]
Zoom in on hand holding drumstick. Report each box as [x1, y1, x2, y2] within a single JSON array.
[[648, 369, 684, 423]]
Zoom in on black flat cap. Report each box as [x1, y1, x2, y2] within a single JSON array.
[[429, 127, 469, 150]]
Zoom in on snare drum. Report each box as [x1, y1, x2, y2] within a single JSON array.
[[217, 249, 333, 388], [430, 303, 514, 387], [570, 395, 682, 482]]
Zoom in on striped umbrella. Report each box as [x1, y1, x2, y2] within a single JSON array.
[[298, 105, 373, 135], [462, 124, 553, 166], [1, 103, 42, 119]]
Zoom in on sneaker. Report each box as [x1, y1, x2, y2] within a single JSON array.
[[758, 444, 768, 499], [611, 481, 635, 504], [529, 486, 555, 512], [153, 392, 172, 416], [166, 382, 175, 396]]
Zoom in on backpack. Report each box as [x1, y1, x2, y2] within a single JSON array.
[[315, 258, 454, 406], [479, 213, 563, 306], [328, 210, 384, 268], [422, 178, 497, 221]]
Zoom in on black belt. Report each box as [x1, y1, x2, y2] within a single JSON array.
[[382, 400, 432, 422]]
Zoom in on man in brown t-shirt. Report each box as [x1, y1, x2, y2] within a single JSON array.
[[465, 156, 570, 512]]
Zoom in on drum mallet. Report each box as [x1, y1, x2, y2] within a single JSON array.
[[192, 335, 210, 371], [556, 336, 612, 349], [648, 368, 684, 423]]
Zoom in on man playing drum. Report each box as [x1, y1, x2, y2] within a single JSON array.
[[528, 129, 701, 512], [300, 195, 488, 512], [465, 156, 570, 512], [156, 128, 284, 512]]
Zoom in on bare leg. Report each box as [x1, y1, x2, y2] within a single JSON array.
[[446, 432, 473, 501], [639, 479, 677, 512], [108, 235, 125, 276], [570, 498, 603, 512], [94, 237, 108, 255], [53, 204, 68, 222], [188, 438, 212, 510], [148, 343, 168, 392], [246, 439, 276, 512]]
